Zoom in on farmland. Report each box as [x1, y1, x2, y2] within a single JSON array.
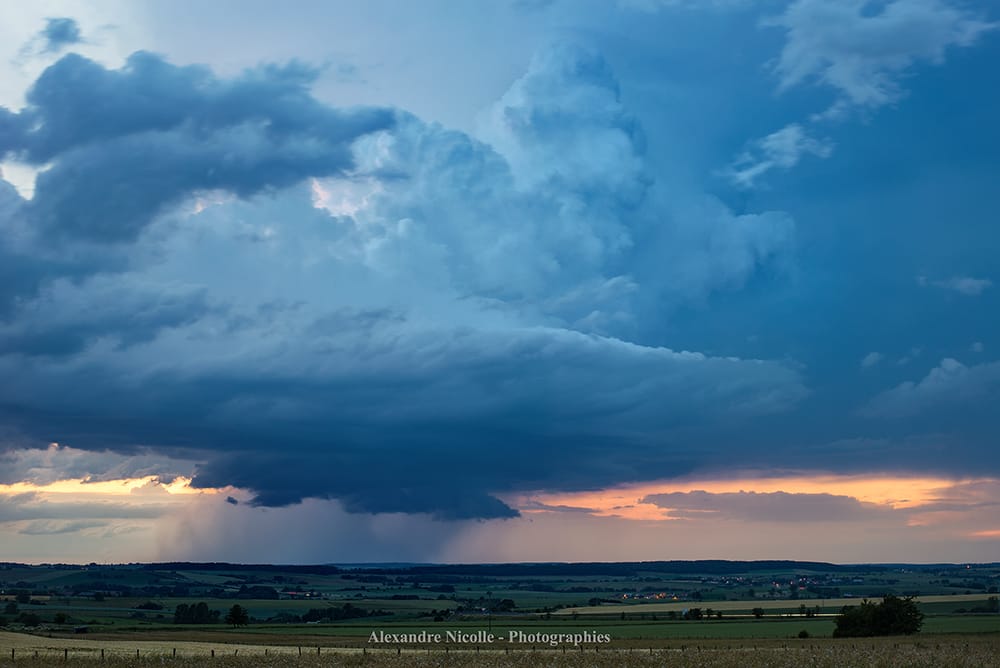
[[1, 632, 1000, 668], [0, 560, 996, 664]]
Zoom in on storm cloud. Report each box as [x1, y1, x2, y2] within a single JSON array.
[[0, 52, 393, 243], [1, 3, 998, 530], [0, 43, 813, 520]]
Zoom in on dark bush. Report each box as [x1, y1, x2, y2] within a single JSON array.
[[833, 595, 923, 637]]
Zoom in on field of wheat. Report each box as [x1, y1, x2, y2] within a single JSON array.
[[3, 631, 1000, 667]]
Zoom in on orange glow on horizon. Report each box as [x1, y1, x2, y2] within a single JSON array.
[[0, 475, 219, 497], [510, 473, 992, 521], [969, 529, 1000, 538]]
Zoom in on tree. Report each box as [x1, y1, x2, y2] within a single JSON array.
[[683, 607, 703, 620], [174, 602, 221, 624], [17, 612, 42, 626], [752, 608, 765, 618], [225, 604, 250, 628], [833, 595, 923, 637]]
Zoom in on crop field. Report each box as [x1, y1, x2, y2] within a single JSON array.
[[2, 633, 1000, 668], [2, 560, 997, 667]]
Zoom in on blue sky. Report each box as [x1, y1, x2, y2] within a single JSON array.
[[0, 0, 998, 563]]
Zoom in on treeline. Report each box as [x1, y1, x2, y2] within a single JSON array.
[[269, 604, 388, 623], [147, 563, 343, 575], [172, 602, 387, 625], [302, 603, 386, 622], [173, 602, 220, 624], [136, 560, 878, 577], [392, 560, 879, 577]]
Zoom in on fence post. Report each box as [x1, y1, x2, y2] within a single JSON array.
[[136, 649, 140, 659], [298, 647, 302, 656], [173, 648, 176, 658], [101, 649, 104, 660], [64, 649, 68, 661], [211, 649, 215, 658]]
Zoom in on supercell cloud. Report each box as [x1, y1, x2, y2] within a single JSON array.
[[0, 44, 807, 519], [1, 0, 998, 543]]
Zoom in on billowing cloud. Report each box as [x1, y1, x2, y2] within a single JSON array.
[[864, 358, 1000, 419], [0, 51, 392, 244], [0, 444, 197, 486], [473, 44, 794, 309], [0, 43, 808, 521]]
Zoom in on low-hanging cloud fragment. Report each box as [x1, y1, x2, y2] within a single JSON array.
[[641, 489, 889, 522], [38, 18, 83, 53]]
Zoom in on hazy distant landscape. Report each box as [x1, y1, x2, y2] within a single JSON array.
[[1, 560, 997, 646]]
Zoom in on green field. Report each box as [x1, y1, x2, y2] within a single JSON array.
[[2, 560, 997, 649]]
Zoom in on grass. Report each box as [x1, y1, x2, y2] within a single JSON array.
[[1, 636, 1000, 668]]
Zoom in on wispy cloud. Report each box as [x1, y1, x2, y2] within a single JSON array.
[[917, 275, 992, 296], [728, 0, 997, 187], [769, 0, 996, 116], [861, 352, 883, 368], [726, 123, 833, 188]]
